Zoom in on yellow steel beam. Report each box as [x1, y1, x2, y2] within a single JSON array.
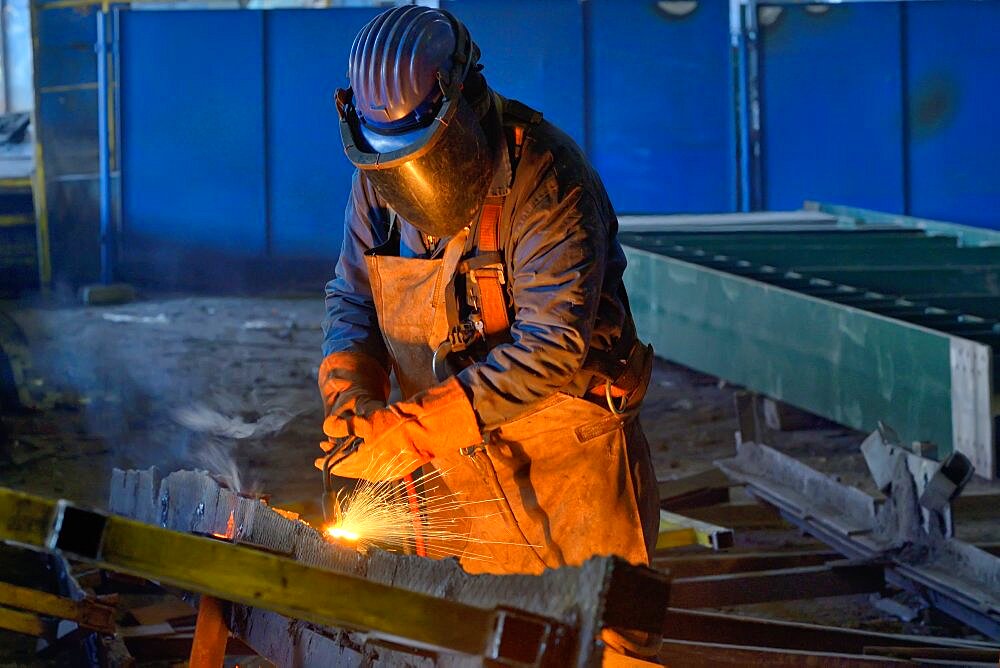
[[0, 582, 115, 633], [0, 487, 568, 662], [0, 605, 46, 637], [657, 509, 734, 551]]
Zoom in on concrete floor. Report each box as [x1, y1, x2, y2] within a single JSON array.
[[0, 295, 870, 512], [1, 294, 998, 653]]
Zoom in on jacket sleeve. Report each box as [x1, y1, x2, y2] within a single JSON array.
[[457, 178, 608, 428], [321, 172, 391, 369]]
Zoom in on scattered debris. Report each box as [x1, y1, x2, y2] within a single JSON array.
[[101, 313, 169, 325], [870, 593, 922, 623]]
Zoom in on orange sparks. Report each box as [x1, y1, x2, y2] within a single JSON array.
[[317, 452, 540, 563]]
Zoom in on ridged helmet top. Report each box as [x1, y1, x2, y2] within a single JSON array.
[[349, 6, 461, 131]]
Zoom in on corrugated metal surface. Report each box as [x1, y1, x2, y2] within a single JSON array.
[[759, 4, 905, 213], [587, 0, 733, 214], [906, 1, 1000, 228]]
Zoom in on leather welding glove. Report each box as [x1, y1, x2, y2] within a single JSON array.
[[321, 377, 482, 481], [318, 351, 391, 439]]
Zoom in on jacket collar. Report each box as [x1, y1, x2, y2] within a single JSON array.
[[486, 92, 513, 198]]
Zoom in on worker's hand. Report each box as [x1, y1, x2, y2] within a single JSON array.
[[322, 397, 385, 440], [318, 351, 390, 438], [322, 377, 482, 480]]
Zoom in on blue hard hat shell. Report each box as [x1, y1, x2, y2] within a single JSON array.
[[349, 6, 457, 132]]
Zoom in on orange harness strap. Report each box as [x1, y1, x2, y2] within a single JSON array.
[[470, 197, 510, 348]]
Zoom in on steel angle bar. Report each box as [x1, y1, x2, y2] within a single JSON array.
[[653, 549, 838, 579], [669, 561, 885, 609], [657, 468, 733, 511], [670, 503, 785, 530], [716, 441, 1000, 640], [700, 247, 1000, 271], [617, 211, 839, 232], [808, 202, 1000, 248], [0, 487, 577, 665], [864, 646, 1000, 663], [658, 639, 907, 667], [661, 608, 1000, 654]]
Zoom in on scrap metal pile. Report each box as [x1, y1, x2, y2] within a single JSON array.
[[4, 417, 1000, 665]]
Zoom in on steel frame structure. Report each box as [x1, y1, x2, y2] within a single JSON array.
[[620, 201, 1000, 478]]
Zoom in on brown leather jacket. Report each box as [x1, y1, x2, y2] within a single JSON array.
[[323, 95, 638, 428]]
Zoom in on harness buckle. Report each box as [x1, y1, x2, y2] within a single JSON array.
[[469, 263, 506, 286]]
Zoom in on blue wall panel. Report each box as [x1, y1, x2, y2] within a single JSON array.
[[443, 0, 584, 147], [760, 5, 904, 212], [587, 0, 733, 214], [120, 11, 266, 259], [906, 1, 1000, 228], [265, 9, 378, 260]]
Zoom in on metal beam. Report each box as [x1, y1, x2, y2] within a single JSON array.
[[808, 201, 1000, 248], [106, 467, 669, 665], [653, 549, 838, 579], [658, 639, 907, 667], [622, 243, 996, 476], [662, 608, 999, 655], [717, 441, 1000, 639], [679, 502, 786, 530], [864, 646, 1000, 663], [0, 581, 115, 634], [657, 509, 734, 551], [0, 486, 578, 664], [657, 468, 733, 512], [0, 605, 46, 637], [669, 562, 885, 609]]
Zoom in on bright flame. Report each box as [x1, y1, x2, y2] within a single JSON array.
[[325, 525, 360, 542]]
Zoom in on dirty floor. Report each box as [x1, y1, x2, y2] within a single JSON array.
[[1, 295, 998, 656]]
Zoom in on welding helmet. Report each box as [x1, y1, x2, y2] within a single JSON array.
[[336, 6, 495, 238]]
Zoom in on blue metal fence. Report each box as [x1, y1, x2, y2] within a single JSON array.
[[759, 3, 906, 213], [26, 0, 1000, 289], [906, 1, 1000, 227]]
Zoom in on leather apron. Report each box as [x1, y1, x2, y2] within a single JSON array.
[[365, 229, 659, 575]]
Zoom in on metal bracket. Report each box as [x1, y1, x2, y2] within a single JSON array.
[[861, 422, 974, 537]]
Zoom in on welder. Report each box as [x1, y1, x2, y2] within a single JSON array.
[[318, 5, 659, 592]]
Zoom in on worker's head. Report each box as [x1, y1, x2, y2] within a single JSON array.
[[336, 6, 496, 238]]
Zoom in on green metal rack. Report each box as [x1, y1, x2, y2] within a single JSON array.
[[620, 203, 1000, 479]]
